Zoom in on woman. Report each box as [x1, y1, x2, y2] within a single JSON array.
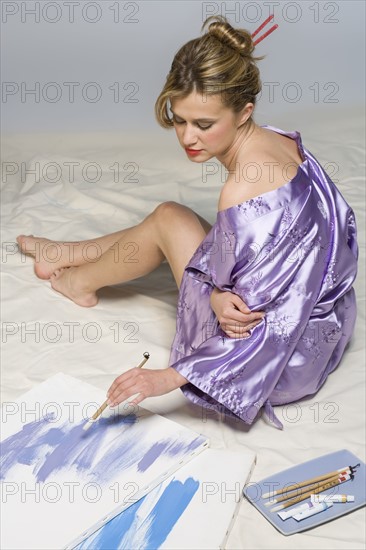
[[17, 17, 357, 427]]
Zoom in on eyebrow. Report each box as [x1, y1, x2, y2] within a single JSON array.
[[170, 109, 216, 123]]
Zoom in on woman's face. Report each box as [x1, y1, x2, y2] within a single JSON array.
[[170, 91, 253, 164]]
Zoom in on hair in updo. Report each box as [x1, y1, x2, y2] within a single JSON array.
[[155, 16, 264, 128]]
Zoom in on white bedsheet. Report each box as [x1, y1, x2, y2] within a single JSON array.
[[1, 108, 365, 549]]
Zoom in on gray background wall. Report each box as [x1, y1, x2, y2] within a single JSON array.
[[1, 0, 365, 134]]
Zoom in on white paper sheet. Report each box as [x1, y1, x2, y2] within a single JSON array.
[[0, 373, 209, 549], [76, 448, 256, 550]]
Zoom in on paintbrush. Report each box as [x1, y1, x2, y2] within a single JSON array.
[[264, 472, 350, 506], [82, 352, 150, 431], [269, 473, 353, 512], [261, 465, 356, 499]]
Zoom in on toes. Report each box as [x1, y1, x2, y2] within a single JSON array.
[[16, 235, 27, 248], [17, 234, 33, 243], [16, 235, 36, 253], [34, 265, 51, 280], [51, 268, 64, 279]]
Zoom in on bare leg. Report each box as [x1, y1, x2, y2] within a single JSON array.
[[23, 202, 211, 307], [16, 230, 136, 280]]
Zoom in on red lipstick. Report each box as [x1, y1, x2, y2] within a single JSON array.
[[185, 148, 203, 157]]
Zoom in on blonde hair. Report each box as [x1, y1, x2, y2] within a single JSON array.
[[155, 16, 264, 128]]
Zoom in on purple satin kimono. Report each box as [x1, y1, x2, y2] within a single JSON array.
[[169, 125, 358, 428]]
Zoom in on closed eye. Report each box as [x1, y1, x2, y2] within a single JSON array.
[[172, 116, 213, 131], [172, 116, 185, 125], [197, 123, 213, 130]]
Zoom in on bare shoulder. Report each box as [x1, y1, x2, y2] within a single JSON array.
[[218, 127, 304, 212]]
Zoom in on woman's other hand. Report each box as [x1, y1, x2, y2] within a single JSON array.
[[210, 287, 265, 338]]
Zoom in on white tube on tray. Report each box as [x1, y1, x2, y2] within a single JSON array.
[[293, 501, 333, 521], [277, 502, 314, 521]]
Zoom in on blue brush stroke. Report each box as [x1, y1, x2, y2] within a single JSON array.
[[0, 413, 139, 483], [137, 436, 204, 472], [0, 415, 206, 485], [146, 477, 199, 548], [76, 477, 199, 550]]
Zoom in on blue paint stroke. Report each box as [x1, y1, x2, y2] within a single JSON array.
[[0, 413, 54, 471], [137, 436, 204, 472], [76, 477, 199, 550], [145, 477, 199, 548], [76, 496, 145, 550], [1, 413, 139, 483], [1, 414, 206, 485]]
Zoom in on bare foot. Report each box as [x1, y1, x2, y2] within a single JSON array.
[[50, 267, 98, 307], [17, 235, 75, 280]]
